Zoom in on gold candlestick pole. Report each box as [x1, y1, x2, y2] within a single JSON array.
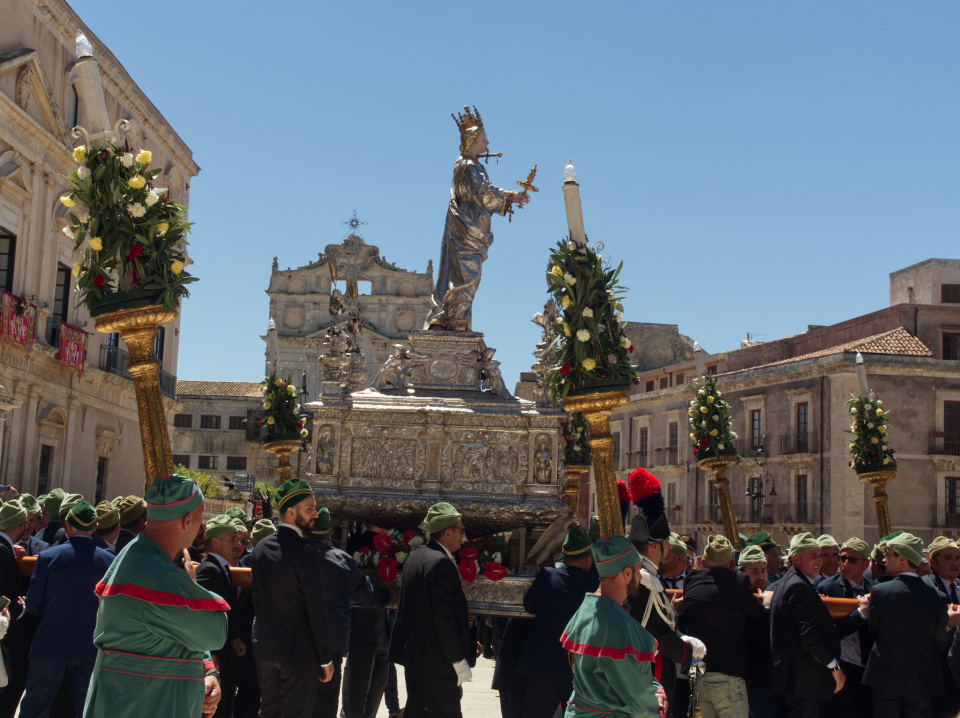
[[698, 455, 743, 548], [95, 305, 178, 489], [562, 390, 630, 537], [859, 469, 895, 537], [564, 465, 590, 518], [263, 439, 304, 482]]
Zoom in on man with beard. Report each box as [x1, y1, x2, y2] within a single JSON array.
[[560, 535, 665, 717], [252, 479, 334, 718], [739, 545, 785, 718]]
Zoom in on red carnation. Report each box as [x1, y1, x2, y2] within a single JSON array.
[[629, 345, 634, 353], [297, 421, 303, 429], [127, 245, 142, 259], [700, 438, 709, 447], [377, 557, 398, 584], [693, 448, 698, 456], [93, 275, 104, 287], [560, 362, 570, 376], [258, 420, 263, 426], [483, 562, 507, 581], [458, 558, 478, 583]]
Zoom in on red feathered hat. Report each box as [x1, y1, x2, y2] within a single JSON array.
[[616, 480, 629, 502], [629, 467, 660, 504]]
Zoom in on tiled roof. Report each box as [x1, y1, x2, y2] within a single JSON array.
[[723, 327, 932, 375], [175, 380, 263, 398]]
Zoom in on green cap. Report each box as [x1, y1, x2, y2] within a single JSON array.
[[591, 535, 641, 578], [275, 479, 313, 514], [37, 493, 48, 505], [43, 488, 65, 518], [588, 516, 601, 542], [423, 502, 461, 535], [668, 532, 687, 558], [226, 507, 252, 525], [817, 534, 839, 550], [66, 499, 98, 531], [738, 544, 768, 567], [58, 493, 84, 520], [705, 534, 734, 564], [110, 496, 124, 508], [839, 537, 869, 559], [230, 518, 247, 534], [95, 501, 120, 530], [928, 536, 959, 559], [19, 494, 41, 517], [562, 525, 592, 558], [309, 507, 333, 542], [118, 495, 147, 524], [252, 519, 276, 546], [205, 514, 238, 539], [0, 500, 27, 531], [788, 532, 821, 557], [873, 530, 905, 563], [887, 532, 924, 567], [745, 531, 779, 551], [145, 475, 203, 522]]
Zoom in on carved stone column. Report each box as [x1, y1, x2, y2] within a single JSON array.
[[698, 455, 742, 548], [859, 469, 895, 537]]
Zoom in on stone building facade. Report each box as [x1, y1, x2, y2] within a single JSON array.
[[603, 259, 960, 546], [0, 0, 196, 498]]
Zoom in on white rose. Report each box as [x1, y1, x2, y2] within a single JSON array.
[[576, 329, 590, 342], [698, 389, 706, 396], [76, 209, 90, 224], [77, 166, 91, 180], [850, 407, 858, 414], [701, 421, 707, 428], [121, 152, 134, 168], [127, 202, 146, 218], [621, 336, 631, 348], [607, 354, 618, 365], [712, 414, 719, 421], [867, 422, 875, 429], [718, 443, 725, 450], [564, 272, 576, 286], [145, 191, 159, 207], [583, 308, 594, 318], [396, 551, 408, 564], [864, 404, 872, 411]]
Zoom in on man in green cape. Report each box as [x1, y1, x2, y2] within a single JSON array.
[[561, 535, 665, 717], [82, 475, 229, 718]]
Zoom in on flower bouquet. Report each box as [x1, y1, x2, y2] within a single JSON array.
[[61, 143, 195, 315], [846, 393, 896, 473], [354, 530, 425, 584], [457, 547, 508, 583], [564, 412, 593, 466], [545, 238, 638, 405], [259, 373, 306, 441], [688, 373, 739, 460]]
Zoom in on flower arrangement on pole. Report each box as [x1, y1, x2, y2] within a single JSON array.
[[545, 237, 637, 405], [845, 394, 896, 472], [688, 373, 739, 460], [259, 373, 306, 441], [564, 412, 593, 466], [61, 142, 195, 313]]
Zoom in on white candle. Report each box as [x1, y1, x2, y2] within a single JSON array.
[[562, 160, 587, 245], [693, 341, 707, 378], [855, 352, 870, 396], [267, 318, 281, 373]]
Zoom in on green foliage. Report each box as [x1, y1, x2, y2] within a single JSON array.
[[255, 481, 278, 505], [845, 393, 897, 471], [63, 143, 196, 311], [546, 238, 638, 405], [173, 464, 220, 498], [260, 372, 306, 441], [687, 373, 739, 460]]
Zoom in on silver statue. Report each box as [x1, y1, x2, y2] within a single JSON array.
[[427, 106, 530, 332], [478, 346, 510, 399]]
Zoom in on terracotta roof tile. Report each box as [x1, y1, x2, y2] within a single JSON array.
[[175, 380, 263, 398]]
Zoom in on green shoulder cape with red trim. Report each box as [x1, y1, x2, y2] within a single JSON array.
[[560, 594, 661, 718]]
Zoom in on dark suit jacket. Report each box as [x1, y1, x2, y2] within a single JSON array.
[[770, 566, 841, 700], [24, 535, 114, 662], [816, 573, 874, 666], [864, 573, 948, 696], [516, 563, 599, 677], [924, 571, 960, 603], [389, 540, 470, 672], [90, 535, 117, 555], [683, 567, 766, 680], [39, 521, 62, 546], [252, 526, 332, 666], [19, 534, 49, 557], [196, 554, 240, 649], [315, 543, 389, 657], [115, 528, 137, 552]]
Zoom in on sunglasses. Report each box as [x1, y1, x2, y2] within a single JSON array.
[[839, 556, 864, 564]]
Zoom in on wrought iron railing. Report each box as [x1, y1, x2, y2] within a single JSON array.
[[736, 437, 768, 460], [774, 501, 813, 525], [99, 344, 130, 378], [627, 451, 649, 470], [653, 447, 682, 466], [779, 431, 819, 455], [930, 432, 960, 456], [159, 370, 177, 398], [694, 502, 748, 525], [935, 504, 960, 529]]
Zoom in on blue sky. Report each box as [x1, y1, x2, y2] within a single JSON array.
[[69, 1, 960, 392]]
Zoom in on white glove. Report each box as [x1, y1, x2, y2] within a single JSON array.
[[682, 635, 707, 660], [453, 658, 472, 686]]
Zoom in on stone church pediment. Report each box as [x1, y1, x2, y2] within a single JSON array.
[[0, 151, 32, 196], [0, 49, 68, 145]]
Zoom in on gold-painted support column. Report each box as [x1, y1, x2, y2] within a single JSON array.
[[562, 390, 630, 538], [698, 455, 742, 549], [263, 439, 303, 483], [859, 470, 895, 538], [95, 305, 178, 490], [564, 465, 589, 519]]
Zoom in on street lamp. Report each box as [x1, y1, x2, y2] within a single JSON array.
[[296, 370, 310, 478], [745, 444, 778, 534]]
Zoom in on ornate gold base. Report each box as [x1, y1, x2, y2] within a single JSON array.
[[562, 390, 630, 537], [95, 304, 179, 490], [858, 469, 896, 537], [564, 465, 590, 519], [264, 439, 304, 482], [698, 454, 743, 548]]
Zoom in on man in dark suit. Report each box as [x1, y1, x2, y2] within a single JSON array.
[[865, 532, 950, 718], [817, 537, 874, 718], [389, 502, 473, 718], [683, 534, 766, 717], [91, 500, 121, 554], [115, 495, 147, 552], [18, 500, 114, 718], [196, 515, 245, 718], [739, 545, 785, 718], [924, 536, 960, 718], [38, 489, 65, 545], [515, 524, 599, 718], [0, 500, 32, 718], [16, 494, 48, 557], [252, 479, 333, 718], [770, 531, 844, 717], [234, 518, 275, 718]]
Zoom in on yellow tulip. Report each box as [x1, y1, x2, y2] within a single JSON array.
[[60, 195, 75, 208], [709, 429, 719, 437], [707, 396, 715, 404], [73, 146, 85, 163], [128, 175, 146, 189], [136, 150, 152, 165], [582, 358, 596, 371], [89, 237, 103, 251], [171, 260, 184, 275], [266, 416, 275, 425], [870, 437, 879, 445], [700, 406, 709, 414], [157, 222, 169, 235]]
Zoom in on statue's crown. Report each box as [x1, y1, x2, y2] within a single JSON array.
[[452, 105, 483, 134]]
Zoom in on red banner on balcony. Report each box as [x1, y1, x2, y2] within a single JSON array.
[[57, 322, 87, 378], [0, 291, 36, 354]]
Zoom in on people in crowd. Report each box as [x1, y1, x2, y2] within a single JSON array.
[[659, 532, 689, 590], [516, 524, 599, 718], [389, 502, 473, 718], [91, 501, 121, 554], [114, 496, 147, 552], [924, 536, 960, 718], [16, 496, 46, 557], [38, 490, 65, 545], [234, 519, 275, 718], [0, 500, 31, 718], [683, 534, 765, 718], [744, 532, 783, 586], [816, 535, 841, 584], [737, 545, 784, 718], [561, 534, 666, 716]]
